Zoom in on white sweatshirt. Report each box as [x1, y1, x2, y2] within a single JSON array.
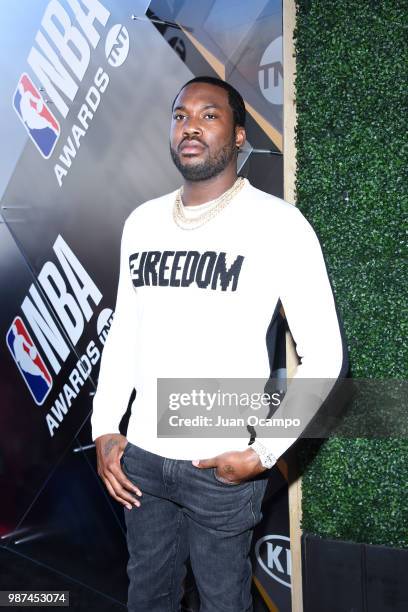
[[91, 178, 348, 460]]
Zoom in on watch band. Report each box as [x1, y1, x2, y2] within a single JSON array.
[[250, 440, 277, 469]]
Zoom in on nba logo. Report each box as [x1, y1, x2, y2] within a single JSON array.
[[13, 73, 60, 159], [6, 316, 53, 405]]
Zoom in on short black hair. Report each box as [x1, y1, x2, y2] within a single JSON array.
[[171, 76, 246, 129]]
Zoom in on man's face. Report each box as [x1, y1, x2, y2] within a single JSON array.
[[169, 82, 245, 181]]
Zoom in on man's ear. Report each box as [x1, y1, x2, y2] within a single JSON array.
[[235, 126, 246, 150]]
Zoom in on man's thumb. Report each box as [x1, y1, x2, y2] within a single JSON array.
[[192, 457, 215, 468]]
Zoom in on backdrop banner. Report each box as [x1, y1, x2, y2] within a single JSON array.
[[0, 1, 289, 609]]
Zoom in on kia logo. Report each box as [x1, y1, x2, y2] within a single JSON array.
[[255, 535, 291, 588]]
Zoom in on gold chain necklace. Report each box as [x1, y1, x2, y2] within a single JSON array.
[[173, 176, 245, 230]]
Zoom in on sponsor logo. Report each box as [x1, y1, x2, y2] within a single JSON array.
[[105, 24, 129, 67], [255, 534, 291, 588], [13, 73, 60, 159], [6, 316, 53, 405], [13, 0, 131, 187], [258, 36, 283, 105], [97, 308, 114, 344], [5, 235, 112, 437]]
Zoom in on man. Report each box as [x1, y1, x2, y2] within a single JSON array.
[[91, 76, 348, 611]]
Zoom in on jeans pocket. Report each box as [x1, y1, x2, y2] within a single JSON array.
[[251, 478, 269, 525], [212, 467, 243, 486], [123, 441, 132, 455], [120, 442, 132, 466]]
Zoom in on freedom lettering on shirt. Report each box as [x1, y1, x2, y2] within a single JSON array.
[[129, 250, 245, 292]]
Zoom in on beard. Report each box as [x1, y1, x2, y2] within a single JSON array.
[[170, 136, 236, 181]]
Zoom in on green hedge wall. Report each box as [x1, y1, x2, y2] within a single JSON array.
[[293, 0, 407, 548]]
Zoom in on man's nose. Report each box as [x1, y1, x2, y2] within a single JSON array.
[[183, 116, 202, 136]]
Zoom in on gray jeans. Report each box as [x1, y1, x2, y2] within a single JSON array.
[[121, 442, 269, 612]]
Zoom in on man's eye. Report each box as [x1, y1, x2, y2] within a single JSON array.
[[173, 114, 185, 120], [204, 113, 216, 119]]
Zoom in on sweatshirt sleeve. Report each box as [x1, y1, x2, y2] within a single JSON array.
[[90, 217, 137, 441], [255, 206, 349, 460]]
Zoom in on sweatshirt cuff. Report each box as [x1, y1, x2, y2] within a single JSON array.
[[91, 424, 121, 442]]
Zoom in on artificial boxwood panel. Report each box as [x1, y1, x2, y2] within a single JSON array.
[[293, 0, 407, 547]]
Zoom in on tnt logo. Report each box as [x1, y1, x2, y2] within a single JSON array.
[[6, 316, 53, 405], [13, 73, 60, 159], [258, 37, 283, 105]]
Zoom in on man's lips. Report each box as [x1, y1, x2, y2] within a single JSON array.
[[179, 139, 206, 154]]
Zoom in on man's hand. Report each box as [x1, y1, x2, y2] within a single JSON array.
[[192, 448, 267, 484], [95, 434, 142, 510]]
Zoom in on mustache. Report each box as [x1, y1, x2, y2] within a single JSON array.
[[178, 136, 207, 150]]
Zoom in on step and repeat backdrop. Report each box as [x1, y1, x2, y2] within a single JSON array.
[[0, 1, 290, 609]]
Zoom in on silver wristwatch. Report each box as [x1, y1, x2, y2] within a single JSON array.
[[250, 440, 277, 469]]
